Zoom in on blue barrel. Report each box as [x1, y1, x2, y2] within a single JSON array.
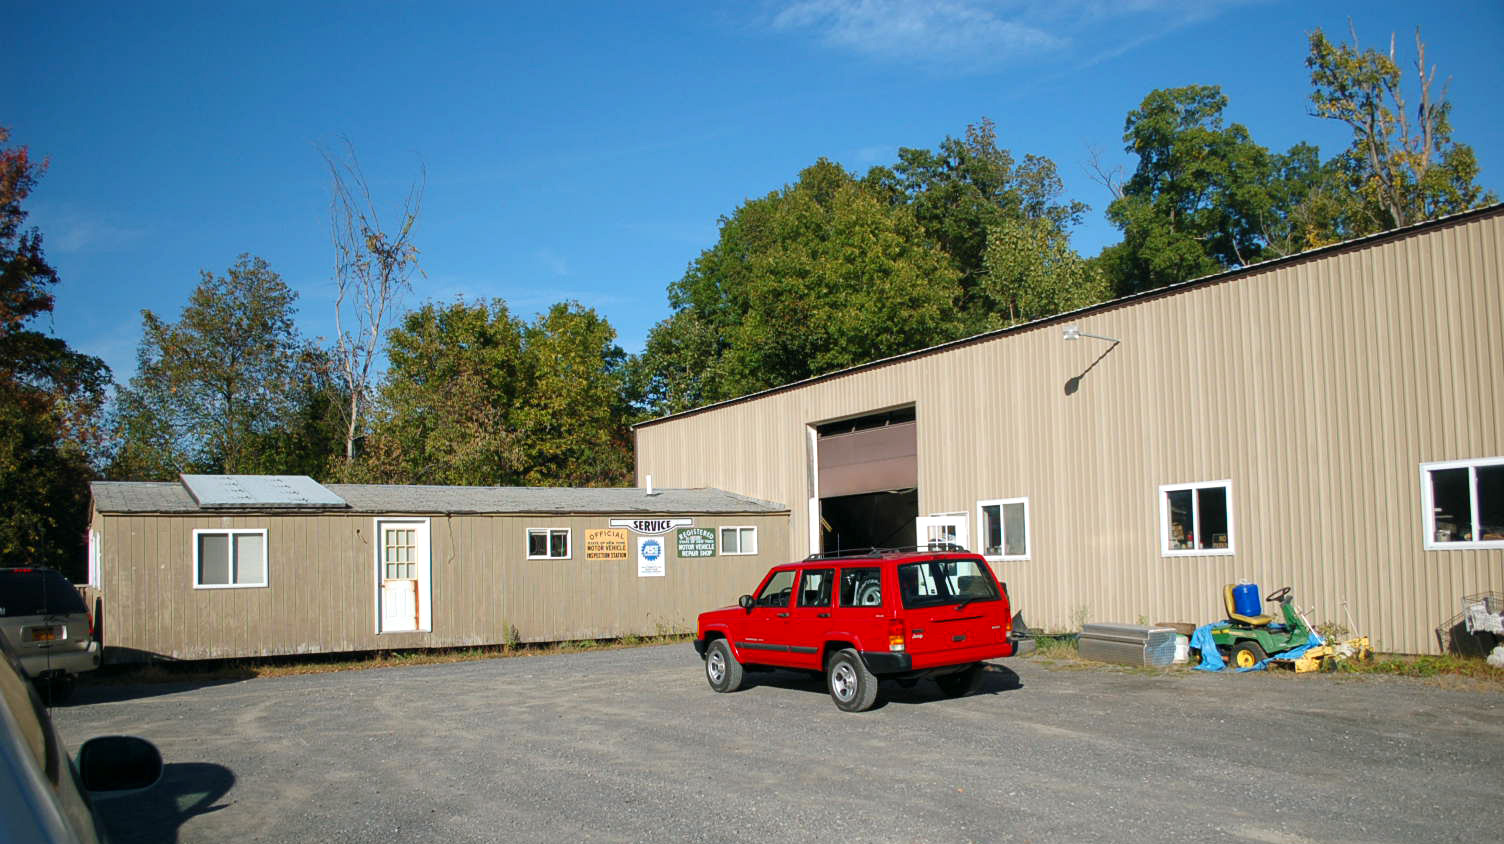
[[1233, 583, 1261, 617]]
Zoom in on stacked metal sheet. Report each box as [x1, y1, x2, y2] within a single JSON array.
[[1078, 623, 1179, 667]]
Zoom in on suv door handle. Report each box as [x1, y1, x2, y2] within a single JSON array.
[[817, 613, 830, 618], [777, 612, 790, 618]]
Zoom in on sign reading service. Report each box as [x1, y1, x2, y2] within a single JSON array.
[[610, 517, 692, 535], [676, 527, 715, 558]]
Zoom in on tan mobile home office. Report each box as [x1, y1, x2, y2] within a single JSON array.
[[634, 207, 1504, 654], [88, 479, 789, 661]]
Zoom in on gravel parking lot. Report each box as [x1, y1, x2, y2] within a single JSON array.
[[53, 645, 1504, 844]]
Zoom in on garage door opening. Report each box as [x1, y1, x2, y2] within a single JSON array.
[[814, 407, 917, 554], [821, 489, 917, 552]]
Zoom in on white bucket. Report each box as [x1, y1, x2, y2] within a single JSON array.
[[1173, 634, 1190, 664]]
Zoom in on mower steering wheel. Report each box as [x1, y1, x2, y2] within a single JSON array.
[[1265, 585, 1291, 602]]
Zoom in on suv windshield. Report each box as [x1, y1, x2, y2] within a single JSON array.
[[896, 558, 999, 609], [0, 570, 88, 617]]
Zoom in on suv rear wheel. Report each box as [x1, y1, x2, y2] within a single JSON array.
[[826, 648, 878, 712], [705, 639, 745, 693]]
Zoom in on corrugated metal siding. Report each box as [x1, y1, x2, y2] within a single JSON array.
[[93, 511, 789, 661], [636, 212, 1504, 654]]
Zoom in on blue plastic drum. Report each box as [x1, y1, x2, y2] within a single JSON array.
[[1233, 582, 1261, 617]]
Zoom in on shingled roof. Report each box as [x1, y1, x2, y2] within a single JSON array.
[[91, 481, 787, 515]]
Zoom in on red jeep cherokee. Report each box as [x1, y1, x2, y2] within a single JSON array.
[[693, 547, 1033, 712]]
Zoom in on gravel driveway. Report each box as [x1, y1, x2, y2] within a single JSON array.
[[53, 645, 1504, 843]]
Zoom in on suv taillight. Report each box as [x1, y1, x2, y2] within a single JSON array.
[[888, 618, 906, 652]]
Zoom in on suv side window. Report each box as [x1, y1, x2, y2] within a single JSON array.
[[797, 569, 834, 607], [839, 567, 883, 607], [755, 570, 797, 608]]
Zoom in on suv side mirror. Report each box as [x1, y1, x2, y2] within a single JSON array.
[[78, 735, 163, 796], [738, 594, 754, 611]]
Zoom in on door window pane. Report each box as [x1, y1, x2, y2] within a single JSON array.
[[798, 569, 834, 607], [756, 570, 796, 607]]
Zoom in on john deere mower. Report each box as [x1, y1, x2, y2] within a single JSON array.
[[1211, 584, 1313, 668]]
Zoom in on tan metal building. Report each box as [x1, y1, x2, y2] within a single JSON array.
[[86, 478, 789, 661], [633, 206, 1504, 655]]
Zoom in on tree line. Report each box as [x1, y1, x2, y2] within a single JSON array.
[[1, 26, 1493, 578]]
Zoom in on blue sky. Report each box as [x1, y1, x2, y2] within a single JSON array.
[[8, 1, 1504, 383]]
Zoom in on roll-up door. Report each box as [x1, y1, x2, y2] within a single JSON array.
[[817, 420, 917, 498]]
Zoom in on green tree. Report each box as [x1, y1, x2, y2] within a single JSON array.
[[637, 159, 964, 413], [1306, 26, 1492, 234], [110, 255, 317, 478], [355, 299, 528, 485], [1100, 86, 1321, 294], [359, 299, 632, 487], [514, 302, 632, 486], [866, 118, 1087, 313], [980, 217, 1110, 327], [0, 128, 110, 576]]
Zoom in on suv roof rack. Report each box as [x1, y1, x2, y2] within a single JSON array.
[[802, 543, 970, 561]]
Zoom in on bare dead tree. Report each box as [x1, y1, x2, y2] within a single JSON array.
[[1084, 144, 1125, 202], [324, 141, 425, 466]]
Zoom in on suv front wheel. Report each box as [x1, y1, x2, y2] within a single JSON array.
[[826, 648, 878, 712], [705, 639, 745, 693]]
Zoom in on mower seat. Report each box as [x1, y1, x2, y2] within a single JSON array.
[[1224, 584, 1273, 626]]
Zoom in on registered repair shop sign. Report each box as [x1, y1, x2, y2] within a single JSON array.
[[676, 527, 715, 558], [637, 536, 665, 577]]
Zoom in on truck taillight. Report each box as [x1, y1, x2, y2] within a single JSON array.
[[888, 618, 906, 652]]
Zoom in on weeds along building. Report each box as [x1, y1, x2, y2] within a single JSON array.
[[86, 478, 788, 661], [632, 206, 1504, 655]]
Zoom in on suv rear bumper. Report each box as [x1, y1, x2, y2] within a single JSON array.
[[18, 640, 100, 678]]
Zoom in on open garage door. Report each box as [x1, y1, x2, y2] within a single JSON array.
[[816, 408, 917, 553]]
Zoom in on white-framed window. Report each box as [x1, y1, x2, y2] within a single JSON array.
[[87, 529, 101, 588], [1421, 458, 1504, 550], [527, 527, 571, 560], [977, 498, 1030, 561], [193, 528, 268, 588], [1159, 481, 1234, 557], [720, 526, 757, 555]]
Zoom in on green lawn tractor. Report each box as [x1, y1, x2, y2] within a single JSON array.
[[1211, 584, 1313, 668]]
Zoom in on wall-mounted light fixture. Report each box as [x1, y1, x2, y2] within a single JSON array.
[[1062, 324, 1119, 344]]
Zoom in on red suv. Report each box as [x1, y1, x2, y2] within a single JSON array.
[[694, 548, 1033, 711]]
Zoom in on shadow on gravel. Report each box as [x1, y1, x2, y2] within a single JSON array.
[[94, 762, 236, 844], [739, 662, 1023, 710], [59, 675, 253, 707]]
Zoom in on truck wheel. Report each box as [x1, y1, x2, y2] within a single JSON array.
[[705, 639, 744, 693], [1232, 641, 1268, 669], [826, 648, 878, 712], [936, 663, 983, 698]]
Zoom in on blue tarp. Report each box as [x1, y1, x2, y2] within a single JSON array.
[[1191, 623, 1326, 672]]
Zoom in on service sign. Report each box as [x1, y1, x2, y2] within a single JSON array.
[[637, 535, 666, 577], [610, 517, 693, 535], [584, 528, 629, 560], [676, 528, 715, 558]]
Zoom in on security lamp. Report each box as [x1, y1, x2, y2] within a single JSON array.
[[1061, 324, 1118, 344]]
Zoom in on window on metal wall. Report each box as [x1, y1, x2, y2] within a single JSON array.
[[1422, 458, 1504, 549], [977, 498, 1029, 560], [1159, 481, 1233, 556]]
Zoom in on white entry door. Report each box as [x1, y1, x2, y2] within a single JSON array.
[[916, 513, 969, 551], [377, 520, 430, 633]]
